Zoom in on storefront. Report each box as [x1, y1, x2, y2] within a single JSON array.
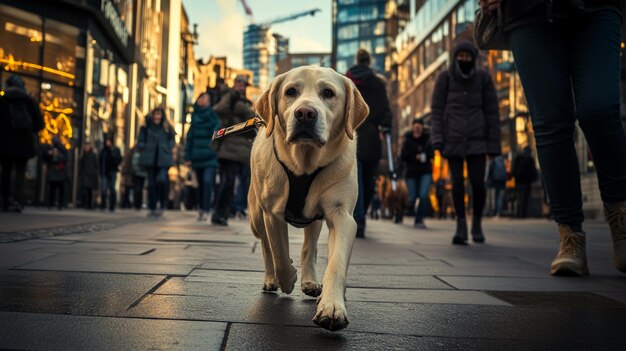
[[0, 0, 133, 206]]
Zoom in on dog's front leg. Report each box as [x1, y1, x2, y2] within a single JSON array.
[[263, 213, 297, 294], [313, 208, 356, 331], [301, 220, 322, 297]]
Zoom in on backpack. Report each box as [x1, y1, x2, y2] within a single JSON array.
[[491, 158, 507, 182], [8, 99, 33, 131]]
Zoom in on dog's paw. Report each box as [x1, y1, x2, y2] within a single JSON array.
[[301, 281, 322, 297], [262, 276, 278, 292], [277, 265, 298, 294], [312, 299, 349, 331]]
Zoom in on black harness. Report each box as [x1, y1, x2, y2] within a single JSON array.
[[274, 147, 325, 228]]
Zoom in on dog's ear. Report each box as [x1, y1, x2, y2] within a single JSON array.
[[342, 76, 369, 140], [255, 73, 286, 138]]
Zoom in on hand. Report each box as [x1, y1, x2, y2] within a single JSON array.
[[479, 0, 501, 15]]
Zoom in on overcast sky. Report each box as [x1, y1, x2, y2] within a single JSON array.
[[182, 0, 332, 68]]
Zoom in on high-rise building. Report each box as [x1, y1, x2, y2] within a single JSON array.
[[243, 24, 288, 90], [331, 0, 409, 75], [276, 52, 331, 75]]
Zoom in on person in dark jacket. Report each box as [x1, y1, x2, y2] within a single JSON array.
[[512, 147, 537, 219], [131, 147, 147, 210], [0, 75, 44, 212], [78, 142, 99, 210], [346, 49, 393, 238], [481, 0, 626, 276], [430, 40, 501, 245], [212, 75, 255, 226], [487, 156, 508, 218], [400, 117, 433, 228], [185, 92, 221, 221], [137, 107, 175, 217], [42, 137, 69, 210], [99, 137, 122, 211]]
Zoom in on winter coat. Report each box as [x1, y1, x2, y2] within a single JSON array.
[[131, 150, 147, 178], [213, 89, 255, 164], [185, 104, 221, 169], [400, 131, 433, 178], [346, 64, 393, 161], [430, 41, 501, 158], [79, 150, 99, 189], [99, 145, 122, 176], [0, 87, 44, 159], [137, 117, 175, 168], [504, 0, 622, 32], [120, 150, 134, 187], [42, 143, 68, 182], [512, 151, 537, 185]]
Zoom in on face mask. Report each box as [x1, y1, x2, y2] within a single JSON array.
[[457, 60, 474, 75]]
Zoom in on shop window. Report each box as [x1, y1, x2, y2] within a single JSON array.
[[0, 5, 43, 77], [39, 81, 76, 150], [43, 19, 82, 86]]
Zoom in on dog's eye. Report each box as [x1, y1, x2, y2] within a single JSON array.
[[286, 88, 297, 97], [322, 88, 335, 99]]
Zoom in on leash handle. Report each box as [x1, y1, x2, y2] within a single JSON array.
[[211, 116, 265, 142]]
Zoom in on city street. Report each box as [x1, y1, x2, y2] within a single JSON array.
[[1, 210, 625, 350]]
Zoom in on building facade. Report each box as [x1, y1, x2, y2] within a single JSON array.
[[243, 24, 289, 90]]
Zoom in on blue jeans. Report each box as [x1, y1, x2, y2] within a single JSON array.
[[354, 159, 379, 230], [407, 174, 432, 222], [100, 172, 117, 210], [510, 10, 626, 228], [147, 167, 169, 211], [194, 167, 216, 212], [492, 181, 505, 216]]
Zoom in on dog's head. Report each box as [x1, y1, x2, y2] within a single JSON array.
[[255, 66, 369, 146]]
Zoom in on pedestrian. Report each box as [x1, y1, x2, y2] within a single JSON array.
[[430, 40, 501, 245], [120, 148, 134, 209], [131, 147, 147, 210], [512, 147, 537, 218], [400, 117, 433, 229], [346, 48, 393, 238], [212, 75, 255, 226], [0, 75, 44, 212], [137, 108, 175, 218], [78, 142, 99, 210], [42, 137, 69, 210], [231, 166, 250, 218], [487, 155, 508, 218], [479, 0, 626, 275], [185, 92, 221, 221], [99, 137, 122, 211]]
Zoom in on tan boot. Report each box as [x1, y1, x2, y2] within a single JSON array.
[[604, 200, 626, 273], [550, 224, 589, 276]]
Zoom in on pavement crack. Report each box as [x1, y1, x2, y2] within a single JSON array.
[[220, 322, 232, 351], [125, 276, 170, 310], [251, 241, 257, 253], [433, 275, 458, 290], [139, 248, 156, 255]]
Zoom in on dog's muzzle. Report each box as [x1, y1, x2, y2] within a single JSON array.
[[288, 106, 325, 146]]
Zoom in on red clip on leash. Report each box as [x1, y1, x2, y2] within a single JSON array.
[[211, 117, 265, 142]]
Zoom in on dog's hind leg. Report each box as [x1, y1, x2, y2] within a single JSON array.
[[263, 213, 297, 294], [249, 197, 278, 292], [301, 220, 323, 297]]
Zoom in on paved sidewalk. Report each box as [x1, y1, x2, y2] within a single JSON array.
[[0, 212, 625, 350]]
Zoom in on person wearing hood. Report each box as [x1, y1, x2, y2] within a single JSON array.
[[137, 107, 175, 217], [78, 142, 99, 210], [99, 136, 122, 211], [481, 0, 626, 276], [42, 137, 69, 210], [346, 49, 393, 239], [400, 117, 433, 229], [0, 75, 44, 212], [430, 41, 501, 245], [185, 92, 221, 221]]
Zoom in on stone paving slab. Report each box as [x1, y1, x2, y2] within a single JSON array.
[[0, 271, 165, 315], [437, 275, 626, 292], [0, 312, 226, 350]]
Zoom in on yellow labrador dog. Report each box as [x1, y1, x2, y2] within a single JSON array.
[[249, 66, 369, 331]]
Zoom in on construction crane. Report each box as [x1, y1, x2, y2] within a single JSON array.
[[239, 0, 321, 27]]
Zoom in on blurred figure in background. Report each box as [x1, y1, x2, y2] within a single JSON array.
[[512, 146, 537, 218], [42, 137, 68, 210], [131, 146, 147, 210], [0, 74, 44, 212], [487, 155, 508, 218], [137, 108, 175, 218], [99, 137, 122, 212], [78, 142, 99, 210], [400, 117, 433, 229], [212, 75, 255, 226], [430, 41, 501, 245], [346, 48, 392, 238], [185, 92, 221, 221], [120, 147, 134, 209]]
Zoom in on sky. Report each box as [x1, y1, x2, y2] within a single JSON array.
[[182, 0, 332, 68]]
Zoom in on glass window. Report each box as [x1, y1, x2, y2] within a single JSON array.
[[0, 5, 43, 77], [337, 59, 348, 74], [43, 19, 82, 86], [338, 24, 359, 39], [374, 37, 385, 54]]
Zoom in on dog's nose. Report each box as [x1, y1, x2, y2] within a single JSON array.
[[294, 106, 317, 123]]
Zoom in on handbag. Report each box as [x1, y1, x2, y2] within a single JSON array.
[[473, 5, 509, 51]]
